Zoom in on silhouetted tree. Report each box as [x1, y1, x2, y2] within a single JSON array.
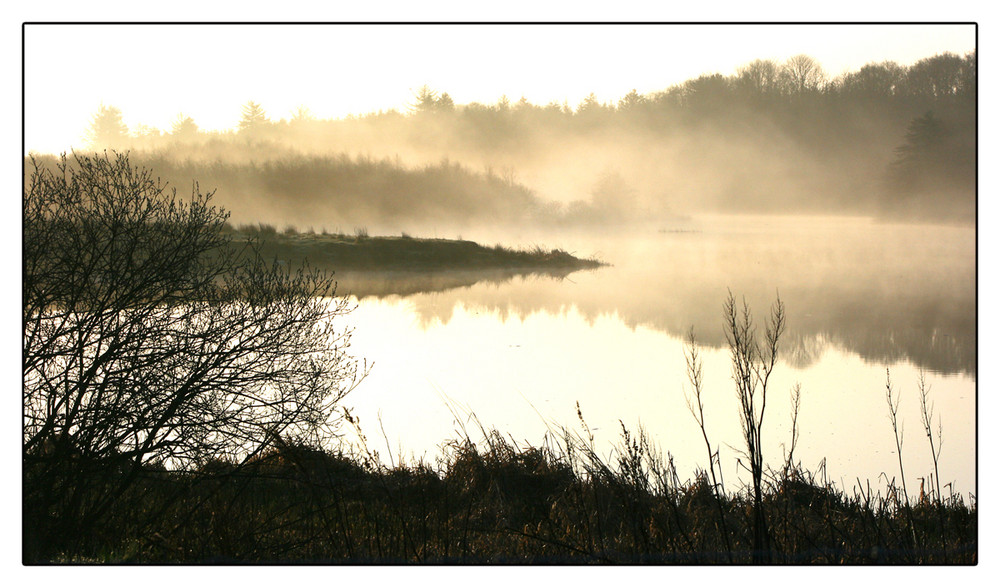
[[896, 110, 947, 156], [958, 51, 977, 96], [291, 105, 314, 123], [903, 53, 966, 98], [411, 85, 455, 114], [575, 92, 602, 115], [886, 110, 973, 203], [239, 100, 269, 134], [170, 113, 199, 140], [617, 89, 647, 111], [736, 59, 780, 97], [590, 170, 636, 211], [23, 152, 362, 560], [134, 124, 161, 139], [779, 54, 825, 95], [724, 292, 786, 563], [85, 104, 129, 149], [437, 92, 455, 112], [681, 74, 731, 111], [836, 60, 905, 98], [411, 85, 439, 113]]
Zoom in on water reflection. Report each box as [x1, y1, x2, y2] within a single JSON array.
[[346, 301, 976, 497], [335, 215, 975, 496], [334, 266, 582, 300], [337, 216, 975, 376]]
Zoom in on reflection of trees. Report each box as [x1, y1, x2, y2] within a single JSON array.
[[787, 292, 974, 375], [346, 227, 974, 376], [335, 267, 585, 300], [349, 272, 974, 376]]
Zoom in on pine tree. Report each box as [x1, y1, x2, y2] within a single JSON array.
[[85, 104, 129, 149], [239, 101, 269, 133], [170, 113, 199, 140]]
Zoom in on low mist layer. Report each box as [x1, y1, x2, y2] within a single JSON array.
[[45, 50, 975, 232]]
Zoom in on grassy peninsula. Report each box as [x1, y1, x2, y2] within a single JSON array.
[[225, 223, 604, 272]]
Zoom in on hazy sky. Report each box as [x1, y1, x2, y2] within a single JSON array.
[[23, 23, 975, 154]]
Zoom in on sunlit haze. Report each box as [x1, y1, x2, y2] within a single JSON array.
[[24, 23, 974, 154], [17, 17, 984, 565]]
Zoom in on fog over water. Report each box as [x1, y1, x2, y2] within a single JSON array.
[[339, 214, 975, 496], [21, 22, 986, 565], [26, 35, 976, 498], [338, 215, 974, 375]]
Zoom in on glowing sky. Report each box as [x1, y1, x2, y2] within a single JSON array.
[[23, 23, 975, 154]]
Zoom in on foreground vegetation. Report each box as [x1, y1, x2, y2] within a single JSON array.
[[25, 412, 976, 564]]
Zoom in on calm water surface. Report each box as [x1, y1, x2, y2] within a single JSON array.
[[337, 215, 976, 498]]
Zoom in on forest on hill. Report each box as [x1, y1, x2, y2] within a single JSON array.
[[57, 50, 975, 230]]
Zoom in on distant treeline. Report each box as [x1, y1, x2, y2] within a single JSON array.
[[138, 153, 545, 229], [71, 50, 976, 225]]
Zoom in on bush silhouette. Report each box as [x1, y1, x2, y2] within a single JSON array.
[[22, 152, 364, 561]]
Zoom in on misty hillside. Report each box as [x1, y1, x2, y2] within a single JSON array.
[[52, 50, 975, 230]]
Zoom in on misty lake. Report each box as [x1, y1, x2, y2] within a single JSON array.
[[336, 215, 975, 499]]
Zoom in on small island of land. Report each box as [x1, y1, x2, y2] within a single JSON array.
[[225, 223, 605, 273]]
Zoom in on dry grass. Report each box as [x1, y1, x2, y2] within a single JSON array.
[[26, 408, 976, 564]]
